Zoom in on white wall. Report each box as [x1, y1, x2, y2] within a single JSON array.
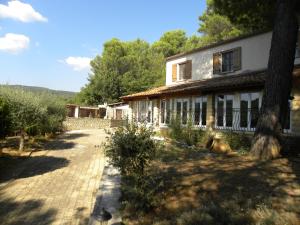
[[166, 31, 300, 85]]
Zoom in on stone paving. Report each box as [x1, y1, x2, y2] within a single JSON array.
[[0, 129, 107, 225]]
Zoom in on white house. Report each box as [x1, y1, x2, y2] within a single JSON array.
[[121, 31, 300, 135]]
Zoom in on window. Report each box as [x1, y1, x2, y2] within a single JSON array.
[[215, 95, 233, 128], [194, 97, 207, 127], [175, 60, 192, 81], [179, 63, 186, 80], [175, 99, 189, 125], [213, 47, 241, 74], [138, 101, 148, 123], [240, 93, 260, 130], [161, 99, 172, 125], [222, 51, 234, 72], [147, 101, 153, 123], [161, 100, 166, 124]]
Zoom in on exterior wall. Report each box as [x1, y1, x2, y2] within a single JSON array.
[[166, 32, 300, 85], [106, 105, 129, 120], [64, 117, 125, 130], [64, 118, 111, 130], [127, 90, 300, 134]]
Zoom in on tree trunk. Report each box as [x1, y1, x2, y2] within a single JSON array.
[[19, 130, 25, 152], [250, 0, 299, 160]]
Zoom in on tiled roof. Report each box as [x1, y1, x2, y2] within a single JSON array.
[[121, 70, 266, 101], [121, 66, 300, 101]]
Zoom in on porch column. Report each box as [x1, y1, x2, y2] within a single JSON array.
[[206, 94, 215, 130], [153, 99, 160, 127], [127, 101, 133, 122]]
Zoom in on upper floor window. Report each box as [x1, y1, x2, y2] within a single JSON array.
[[213, 47, 241, 74], [222, 51, 234, 72], [172, 60, 192, 82]]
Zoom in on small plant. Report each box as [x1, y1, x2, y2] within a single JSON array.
[[105, 122, 163, 212], [105, 122, 157, 176], [223, 131, 251, 152]]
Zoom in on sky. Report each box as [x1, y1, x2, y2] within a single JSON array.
[[0, 0, 206, 92]]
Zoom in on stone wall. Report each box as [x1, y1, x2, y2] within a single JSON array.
[[64, 117, 126, 130]]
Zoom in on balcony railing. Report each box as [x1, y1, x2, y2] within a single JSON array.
[[135, 107, 291, 133]]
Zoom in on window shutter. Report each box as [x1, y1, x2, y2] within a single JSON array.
[[172, 64, 177, 82], [233, 47, 242, 71], [213, 52, 221, 74], [184, 60, 192, 79]]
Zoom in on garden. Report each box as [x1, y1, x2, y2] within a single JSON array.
[[105, 122, 300, 225]]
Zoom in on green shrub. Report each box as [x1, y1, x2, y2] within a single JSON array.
[[0, 97, 10, 138], [222, 131, 251, 151], [105, 122, 157, 176], [169, 117, 208, 146], [169, 116, 182, 140], [106, 123, 162, 212], [0, 86, 66, 150], [121, 173, 164, 212]]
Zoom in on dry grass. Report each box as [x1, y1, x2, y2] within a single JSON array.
[[122, 142, 300, 225]]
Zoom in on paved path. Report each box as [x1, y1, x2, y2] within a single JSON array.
[[0, 129, 107, 225]]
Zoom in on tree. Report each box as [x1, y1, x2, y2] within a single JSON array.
[[80, 38, 165, 104], [152, 30, 187, 57], [0, 97, 10, 139], [210, 0, 299, 159], [211, 0, 276, 32], [198, 0, 245, 45], [0, 86, 66, 151]]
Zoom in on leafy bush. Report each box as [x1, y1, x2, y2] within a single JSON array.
[[0, 86, 66, 150], [105, 123, 157, 176], [222, 131, 251, 151], [169, 117, 206, 146], [0, 97, 10, 138], [105, 123, 163, 212]]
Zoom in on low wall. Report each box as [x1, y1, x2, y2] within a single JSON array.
[[64, 117, 126, 130]]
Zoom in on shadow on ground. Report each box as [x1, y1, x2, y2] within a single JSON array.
[[123, 146, 300, 225], [0, 155, 70, 183], [0, 196, 57, 225]]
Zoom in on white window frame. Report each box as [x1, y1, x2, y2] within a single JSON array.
[[160, 99, 172, 126], [215, 94, 234, 129], [138, 100, 153, 124], [193, 96, 207, 128], [239, 92, 261, 131], [175, 98, 190, 125], [221, 50, 234, 73]]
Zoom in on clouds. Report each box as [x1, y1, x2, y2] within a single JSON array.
[[0, 33, 30, 54], [63, 57, 92, 71], [0, 0, 47, 23]]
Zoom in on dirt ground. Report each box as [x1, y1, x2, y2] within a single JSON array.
[[124, 144, 300, 225], [0, 129, 107, 225]]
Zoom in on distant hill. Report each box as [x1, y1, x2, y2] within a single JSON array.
[[1, 85, 77, 100]]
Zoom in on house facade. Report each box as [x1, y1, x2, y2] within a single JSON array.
[[121, 31, 300, 135]]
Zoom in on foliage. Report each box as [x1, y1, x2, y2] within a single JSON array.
[[121, 173, 164, 212], [222, 131, 251, 152], [106, 123, 162, 212], [169, 117, 207, 147], [0, 97, 10, 138], [80, 39, 165, 105], [152, 30, 188, 57], [0, 86, 66, 137], [210, 0, 275, 32], [105, 122, 157, 176]]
